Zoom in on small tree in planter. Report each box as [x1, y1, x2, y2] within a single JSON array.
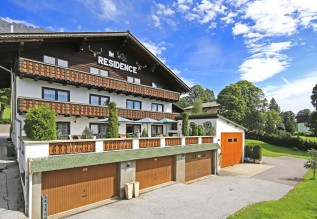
[[106, 101, 119, 138], [182, 112, 189, 136], [304, 149, 317, 179], [141, 128, 148, 137], [191, 123, 198, 136], [198, 125, 205, 136], [81, 127, 94, 139], [244, 145, 253, 162], [24, 106, 57, 141]]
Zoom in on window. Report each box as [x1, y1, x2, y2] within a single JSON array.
[[90, 94, 110, 106], [89, 123, 107, 135], [152, 82, 163, 89], [151, 103, 164, 112], [42, 87, 70, 102], [127, 76, 140, 84], [56, 122, 70, 139], [126, 99, 141, 110], [126, 124, 141, 135], [90, 67, 108, 77], [228, 138, 233, 142], [192, 154, 197, 159], [151, 125, 163, 137], [44, 55, 68, 67], [233, 138, 238, 142]]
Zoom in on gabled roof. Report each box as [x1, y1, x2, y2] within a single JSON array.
[[184, 101, 220, 110], [0, 31, 191, 93]]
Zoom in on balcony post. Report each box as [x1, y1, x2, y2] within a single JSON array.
[[160, 138, 165, 148], [181, 137, 186, 146], [132, 139, 139, 150], [95, 140, 103, 152], [198, 137, 202, 144]]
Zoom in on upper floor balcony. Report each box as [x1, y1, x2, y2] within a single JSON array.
[[17, 97, 179, 120], [18, 58, 180, 102]]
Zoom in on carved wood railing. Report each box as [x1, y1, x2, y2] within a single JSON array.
[[103, 140, 133, 151], [165, 138, 182, 146], [139, 139, 160, 148], [49, 141, 95, 155], [185, 137, 199, 145], [202, 137, 214, 143], [19, 58, 180, 101], [17, 97, 178, 120]]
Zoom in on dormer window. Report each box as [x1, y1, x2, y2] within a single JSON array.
[[43, 55, 68, 67], [90, 67, 108, 77], [127, 76, 140, 84]]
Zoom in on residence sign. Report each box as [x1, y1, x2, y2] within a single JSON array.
[[97, 56, 138, 74]]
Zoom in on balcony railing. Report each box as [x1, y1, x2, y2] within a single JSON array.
[[17, 97, 178, 120], [19, 58, 180, 102]]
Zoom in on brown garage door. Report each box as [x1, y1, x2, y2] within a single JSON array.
[[42, 163, 118, 216], [136, 156, 174, 190], [185, 151, 212, 182], [221, 132, 243, 167]]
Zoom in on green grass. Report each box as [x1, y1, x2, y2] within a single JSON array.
[[298, 135, 317, 142], [229, 171, 317, 219], [3, 107, 11, 119], [246, 139, 309, 159]]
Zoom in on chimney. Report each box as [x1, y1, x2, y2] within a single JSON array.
[[10, 24, 14, 33]]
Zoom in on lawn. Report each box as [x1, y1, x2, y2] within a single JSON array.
[[299, 135, 317, 142], [229, 171, 317, 219], [3, 107, 11, 119], [245, 139, 309, 159]]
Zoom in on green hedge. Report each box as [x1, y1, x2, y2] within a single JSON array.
[[244, 144, 262, 160], [246, 131, 317, 151]]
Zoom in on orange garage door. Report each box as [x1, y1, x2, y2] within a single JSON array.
[[185, 151, 212, 182], [221, 132, 243, 167], [136, 156, 174, 190], [42, 163, 118, 216]]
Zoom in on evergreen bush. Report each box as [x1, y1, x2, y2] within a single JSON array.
[[182, 112, 189, 136], [198, 125, 205, 136], [253, 145, 262, 160], [106, 102, 119, 138], [81, 127, 94, 139], [23, 106, 57, 141], [244, 145, 253, 158], [191, 123, 198, 136], [141, 128, 148, 137]]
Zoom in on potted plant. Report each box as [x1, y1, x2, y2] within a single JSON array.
[[253, 145, 262, 164]]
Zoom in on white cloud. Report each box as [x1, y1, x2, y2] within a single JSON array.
[[79, 0, 120, 21], [140, 40, 166, 63], [0, 17, 37, 28], [232, 23, 249, 35], [171, 68, 195, 87], [264, 73, 317, 112], [152, 15, 161, 27], [152, 3, 176, 27], [221, 12, 237, 24]]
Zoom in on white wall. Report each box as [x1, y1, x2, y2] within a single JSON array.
[[16, 78, 172, 112]]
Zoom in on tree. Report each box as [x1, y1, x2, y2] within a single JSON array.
[[217, 84, 247, 125], [106, 101, 119, 138], [198, 125, 205, 136], [191, 123, 198, 136], [311, 83, 317, 110], [205, 89, 215, 102], [177, 85, 215, 108], [177, 97, 191, 108], [191, 98, 203, 115], [182, 112, 189, 136], [269, 98, 280, 113], [246, 111, 267, 132], [304, 149, 317, 179], [23, 106, 57, 141], [280, 111, 297, 134], [297, 109, 311, 117], [307, 111, 317, 135], [265, 109, 282, 133], [0, 88, 10, 119]]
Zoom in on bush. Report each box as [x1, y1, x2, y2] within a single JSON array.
[[182, 112, 189, 136], [141, 128, 148, 137], [106, 101, 119, 138], [198, 125, 205, 136], [24, 106, 57, 141], [81, 127, 94, 139], [253, 145, 262, 160], [244, 145, 253, 158], [203, 121, 216, 136], [127, 134, 137, 138], [191, 123, 198, 136]]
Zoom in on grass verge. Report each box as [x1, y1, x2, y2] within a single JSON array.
[[298, 135, 317, 142], [228, 171, 317, 219], [245, 139, 309, 159]]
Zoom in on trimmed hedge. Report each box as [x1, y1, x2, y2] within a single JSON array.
[[244, 144, 262, 161], [246, 131, 317, 151]]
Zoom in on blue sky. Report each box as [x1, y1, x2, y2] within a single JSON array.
[[1, 0, 317, 113]]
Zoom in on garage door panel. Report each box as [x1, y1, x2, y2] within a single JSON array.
[[221, 132, 243, 167], [185, 151, 212, 182]]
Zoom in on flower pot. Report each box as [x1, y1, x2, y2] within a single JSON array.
[[254, 159, 262, 164]]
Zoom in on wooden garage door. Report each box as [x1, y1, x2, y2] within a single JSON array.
[[221, 132, 243, 167], [185, 151, 212, 182], [136, 156, 174, 190], [42, 163, 118, 216]]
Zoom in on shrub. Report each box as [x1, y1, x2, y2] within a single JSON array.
[[23, 106, 57, 141], [191, 123, 198, 136], [198, 125, 205, 136], [127, 134, 137, 138], [182, 112, 189, 136], [253, 145, 262, 160], [203, 121, 216, 136], [106, 102, 119, 138], [244, 145, 253, 159], [304, 149, 317, 179], [141, 128, 148, 137], [81, 127, 94, 139]]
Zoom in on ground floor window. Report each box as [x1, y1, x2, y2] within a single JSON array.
[[126, 124, 141, 136], [56, 122, 70, 139], [151, 125, 163, 137], [89, 123, 107, 137]]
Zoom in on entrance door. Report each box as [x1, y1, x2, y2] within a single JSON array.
[[221, 132, 243, 167]]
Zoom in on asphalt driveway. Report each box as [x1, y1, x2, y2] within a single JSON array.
[[68, 156, 307, 219]]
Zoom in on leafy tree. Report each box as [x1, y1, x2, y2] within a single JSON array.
[[217, 84, 246, 125], [246, 111, 267, 132], [182, 112, 189, 136], [23, 106, 57, 141], [177, 97, 191, 108], [106, 101, 119, 138], [307, 111, 317, 135], [265, 109, 282, 133], [304, 149, 317, 179], [177, 85, 215, 108], [297, 109, 311, 117], [311, 83, 317, 110], [205, 89, 215, 102], [191, 98, 203, 115], [0, 88, 10, 119], [269, 98, 281, 113], [280, 111, 297, 134]]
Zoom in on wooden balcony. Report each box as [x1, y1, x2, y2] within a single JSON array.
[[19, 58, 180, 102], [17, 97, 179, 120]]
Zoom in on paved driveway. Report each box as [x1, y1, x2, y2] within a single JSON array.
[[69, 156, 307, 219]]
